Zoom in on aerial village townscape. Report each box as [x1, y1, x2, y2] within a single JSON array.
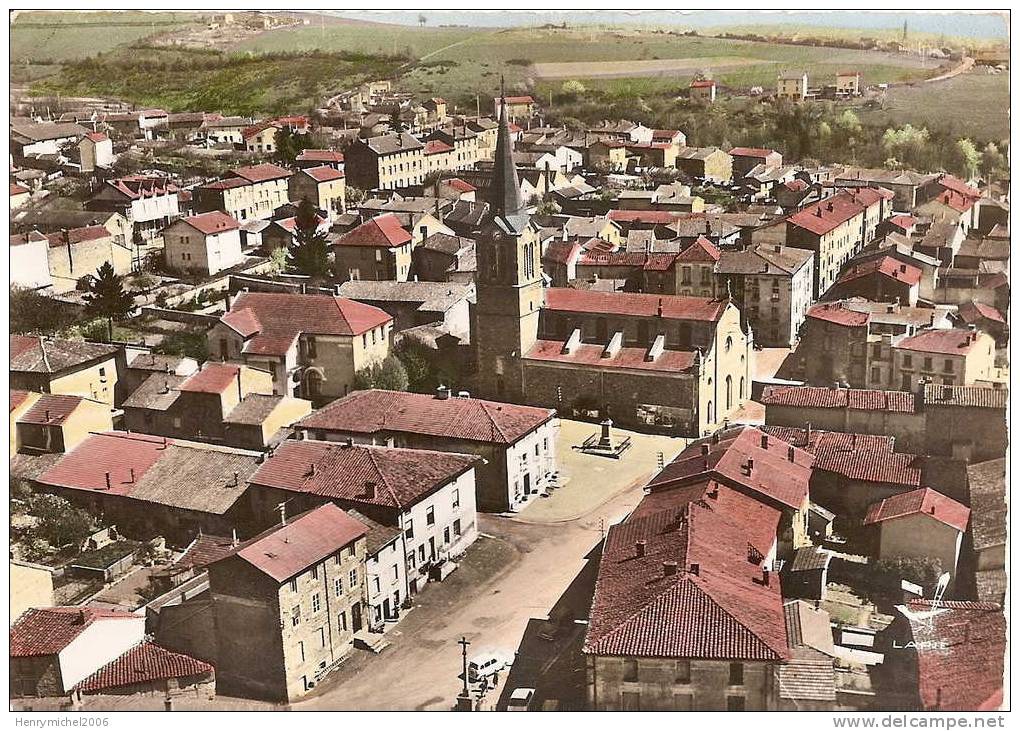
[[6, 9, 1010, 717]]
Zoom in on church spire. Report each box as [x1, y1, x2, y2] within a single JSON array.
[[489, 75, 526, 219]]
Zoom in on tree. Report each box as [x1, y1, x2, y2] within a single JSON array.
[[560, 80, 586, 99], [418, 13, 427, 27], [30, 494, 96, 549], [274, 126, 312, 165], [981, 142, 1005, 179], [951, 138, 980, 180], [289, 198, 332, 282], [84, 261, 134, 321], [10, 287, 79, 335], [353, 355, 409, 392], [864, 556, 944, 603], [346, 186, 367, 208]]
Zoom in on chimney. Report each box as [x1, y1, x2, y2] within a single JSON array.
[[707, 483, 719, 500], [44, 409, 50, 422], [788, 445, 796, 463], [74, 609, 88, 625], [663, 561, 678, 577], [805, 422, 812, 444], [308, 463, 316, 478], [762, 570, 771, 587], [635, 540, 646, 558], [815, 206, 822, 217], [231, 528, 238, 546], [365, 480, 377, 499], [435, 384, 451, 400], [700, 443, 710, 456], [687, 563, 698, 576], [656, 297, 663, 318], [712, 431, 720, 444], [760, 434, 769, 449], [105, 472, 112, 490], [128, 468, 135, 483], [232, 470, 239, 487], [928, 504, 936, 515]]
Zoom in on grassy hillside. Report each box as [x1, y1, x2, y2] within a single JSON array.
[[30, 45, 403, 117]]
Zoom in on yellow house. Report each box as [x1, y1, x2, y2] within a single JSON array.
[[288, 166, 347, 219], [865, 488, 969, 577], [243, 122, 280, 154], [41, 226, 133, 294], [9, 390, 41, 455], [10, 562, 54, 625], [223, 393, 314, 450], [10, 335, 120, 407], [777, 72, 808, 101], [14, 392, 115, 454], [209, 291, 393, 402], [892, 329, 996, 388]]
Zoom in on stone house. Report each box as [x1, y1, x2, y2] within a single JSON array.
[[195, 164, 292, 223], [296, 388, 558, 513], [10, 607, 145, 697], [162, 211, 244, 276], [777, 72, 808, 101], [676, 146, 733, 183], [345, 132, 425, 191], [891, 329, 996, 388], [332, 213, 415, 282], [288, 166, 346, 221], [247, 441, 480, 600], [207, 503, 368, 702], [86, 176, 181, 244], [12, 391, 114, 455], [10, 335, 119, 407], [864, 487, 970, 577], [208, 291, 393, 401], [77, 132, 114, 173]]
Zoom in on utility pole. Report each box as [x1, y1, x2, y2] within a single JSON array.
[[456, 636, 472, 711]]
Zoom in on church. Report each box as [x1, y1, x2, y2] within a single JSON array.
[[470, 91, 754, 436]]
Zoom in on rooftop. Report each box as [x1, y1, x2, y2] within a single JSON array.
[[544, 288, 727, 323], [76, 642, 213, 693], [11, 607, 139, 657], [10, 335, 118, 374], [761, 385, 918, 414], [334, 214, 411, 248], [864, 487, 970, 532]]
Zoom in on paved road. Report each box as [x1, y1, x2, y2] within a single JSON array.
[[296, 485, 646, 711]]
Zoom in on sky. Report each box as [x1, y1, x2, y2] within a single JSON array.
[[326, 11, 1009, 40]]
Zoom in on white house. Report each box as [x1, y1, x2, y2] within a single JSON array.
[[9, 231, 53, 290], [163, 211, 243, 275], [10, 607, 145, 696]]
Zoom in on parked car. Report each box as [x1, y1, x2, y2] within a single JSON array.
[[507, 687, 536, 711], [467, 650, 513, 682]]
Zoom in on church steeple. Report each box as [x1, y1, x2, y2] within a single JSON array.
[[489, 76, 526, 219]]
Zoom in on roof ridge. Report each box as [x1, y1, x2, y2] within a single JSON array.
[[476, 399, 510, 442], [364, 447, 401, 509]]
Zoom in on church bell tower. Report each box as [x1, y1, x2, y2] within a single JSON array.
[[471, 79, 544, 402]]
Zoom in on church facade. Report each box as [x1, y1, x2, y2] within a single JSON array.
[[471, 91, 753, 436]]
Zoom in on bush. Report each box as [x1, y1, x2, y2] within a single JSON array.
[[153, 331, 208, 362], [353, 355, 409, 392], [30, 494, 96, 549]]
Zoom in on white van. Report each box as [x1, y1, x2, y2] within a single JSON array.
[[467, 651, 512, 682], [507, 688, 535, 711]]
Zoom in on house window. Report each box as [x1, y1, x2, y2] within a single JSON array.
[[318, 626, 327, 647], [623, 658, 639, 682], [621, 692, 640, 711], [373, 576, 381, 593], [923, 357, 933, 371], [289, 579, 298, 592], [334, 577, 343, 597], [312, 593, 321, 613], [334, 552, 343, 565], [681, 267, 692, 285], [943, 359, 953, 372], [392, 564, 400, 580], [338, 611, 347, 632], [306, 337, 317, 359], [903, 355, 913, 369], [729, 663, 744, 686], [297, 640, 305, 663], [291, 605, 301, 627], [727, 696, 745, 712], [405, 519, 414, 540], [426, 506, 435, 525], [418, 545, 426, 563], [452, 489, 460, 509], [675, 660, 691, 684], [349, 569, 358, 587], [454, 519, 462, 537]]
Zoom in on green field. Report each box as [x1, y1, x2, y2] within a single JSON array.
[[233, 23, 481, 59], [30, 45, 403, 117], [11, 11, 204, 62], [862, 69, 1009, 141]]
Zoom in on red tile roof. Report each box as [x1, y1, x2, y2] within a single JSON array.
[[787, 188, 888, 236], [38, 432, 171, 496], [935, 190, 976, 213], [958, 300, 1005, 325], [544, 288, 727, 322], [608, 209, 681, 225], [178, 363, 241, 394], [501, 95, 535, 105], [225, 503, 367, 582], [11, 607, 139, 657], [297, 389, 554, 445], [835, 256, 921, 287], [815, 448, 923, 486], [907, 600, 1005, 711], [106, 176, 178, 200], [647, 426, 812, 510], [76, 642, 213, 693], [577, 251, 648, 267], [923, 383, 1007, 409], [230, 163, 292, 183], [445, 177, 476, 193], [202, 176, 249, 191], [936, 174, 982, 201], [11, 183, 29, 196], [18, 393, 89, 426], [296, 149, 344, 163], [584, 497, 788, 661], [334, 214, 412, 248], [223, 292, 392, 356], [83, 131, 109, 143], [424, 139, 455, 155], [864, 487, 970, 532], [806, 302, 870, 327], [250, 440, 479, 511], [241, 121, 279, 140], [690, 79, 716, 88], [642, 252, 678, 271], [729, 147, 777, 158], [541, 240, 581, 266], [302, 165, 345, 182], [43, 226, 112, 248], [784, 179, 809, 192], [896, 328, 986, 355], [887, 214, 917, 230], [675, 235, 721, 263], [524, 339, 698, 374], [181, 211, 239, 235], [10, 390, 32, 413], [762, 385, 918, 413]]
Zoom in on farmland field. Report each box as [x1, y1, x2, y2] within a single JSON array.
[[862, 69, 1009, 141], [533, 56, 767, 79]]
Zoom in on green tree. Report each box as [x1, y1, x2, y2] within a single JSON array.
[[289, 198, 332, 282], [153, 331, 209, 362], [560, 80, 586, 99], [274, 126, 312, 165], [346, 186, 367, 208], [951, 138, 980, 180], [981, 142, 1005, 178], [10, 287, 79, 335], [865, 556, 944, 602], [30, 494, 96, 549], [84, 261, 134, 321], [353, 355, 409, 392]]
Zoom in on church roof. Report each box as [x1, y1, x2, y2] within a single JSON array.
[[488, 85, 526, 220]]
